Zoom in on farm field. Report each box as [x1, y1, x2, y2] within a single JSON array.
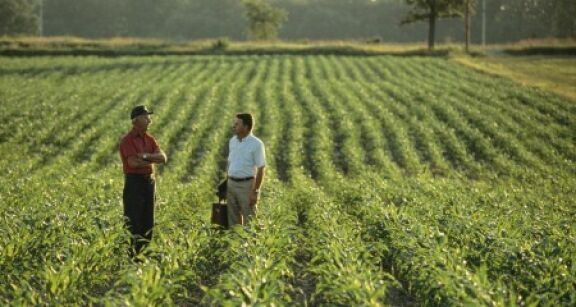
[[0, 55, 575, 305]]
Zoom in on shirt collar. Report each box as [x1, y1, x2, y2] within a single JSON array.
[[236, 133, 253, 143], [129, 127, 147, 138]]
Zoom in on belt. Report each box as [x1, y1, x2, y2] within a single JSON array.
[[125, 173, 153, 179], [228, 176, 254, 182]]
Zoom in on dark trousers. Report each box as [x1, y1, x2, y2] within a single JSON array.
[[123, 174, 155, 256]]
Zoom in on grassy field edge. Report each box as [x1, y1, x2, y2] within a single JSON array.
[[452, 55, 576, 102]]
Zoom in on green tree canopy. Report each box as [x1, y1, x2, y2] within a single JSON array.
[[242, 0, 287, 40], [1, 0, 573, 43], [0, 0, 38, 36], [402, 0, 464, 49]]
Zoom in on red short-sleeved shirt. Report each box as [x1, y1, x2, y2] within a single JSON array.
[[119, 128, 160, 175]]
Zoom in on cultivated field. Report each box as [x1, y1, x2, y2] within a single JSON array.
[[0, 55, 574, 305]]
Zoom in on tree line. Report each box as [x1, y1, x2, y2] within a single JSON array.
[[1, 0, 574, 46]]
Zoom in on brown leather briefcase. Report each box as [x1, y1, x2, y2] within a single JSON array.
[[211, 202, 228, 229]]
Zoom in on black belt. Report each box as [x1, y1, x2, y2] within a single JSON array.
[[228, 176, 254, 182], [125, 174, 153, 179]]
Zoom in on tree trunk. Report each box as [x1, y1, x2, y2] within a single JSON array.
[[428, 0, 436, 50]]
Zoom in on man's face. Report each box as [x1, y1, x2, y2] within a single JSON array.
[[232, 117, 247, 136], [134, 114, 151, 131]]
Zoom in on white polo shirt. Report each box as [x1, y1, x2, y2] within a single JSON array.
[[227, 133, 266, 178]]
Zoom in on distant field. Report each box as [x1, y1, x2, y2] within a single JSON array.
[[0, 55, 574, 305], [455, 55, 576, 101]]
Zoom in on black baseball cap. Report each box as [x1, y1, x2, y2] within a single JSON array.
[[130, 105, 153, 120]]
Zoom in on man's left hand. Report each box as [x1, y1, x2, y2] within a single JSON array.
[[249, 191, 259, 207]]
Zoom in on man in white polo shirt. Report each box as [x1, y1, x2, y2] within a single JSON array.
[[227, 113, 266, 226]]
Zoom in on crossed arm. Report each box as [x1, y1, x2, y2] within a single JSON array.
[[127, 150, 167, 168]]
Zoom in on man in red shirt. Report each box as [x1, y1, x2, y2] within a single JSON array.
[[119, 105, 167, 256]]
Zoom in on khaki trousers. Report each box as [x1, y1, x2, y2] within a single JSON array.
[[227, 179, 256, 226]]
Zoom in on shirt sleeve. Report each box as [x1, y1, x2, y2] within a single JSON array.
[[119, 138, 137, 159], [254, 140, 266, 168], [150, 137, 160, 153]]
